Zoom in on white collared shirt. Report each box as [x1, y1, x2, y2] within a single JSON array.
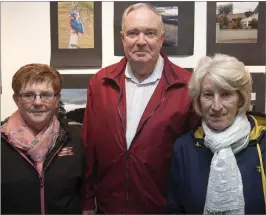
[[125, 55, 164, 148]]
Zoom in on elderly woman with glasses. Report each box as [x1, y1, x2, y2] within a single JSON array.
[[167, 54, 266, 214], [1, 64, 86, 214]]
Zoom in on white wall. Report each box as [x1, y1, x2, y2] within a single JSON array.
[[1, 2, 265, 120]]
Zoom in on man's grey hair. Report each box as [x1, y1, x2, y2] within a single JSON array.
[[121, 3, 164, 34]]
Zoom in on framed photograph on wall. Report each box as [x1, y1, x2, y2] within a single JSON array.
[[50, 2, 102, 69], [251, 73, 266, 113], [60, 74, 94, 123], [207, 1, 265, 65], [113, 1, 195, 56], [0, 3, 1, 95]]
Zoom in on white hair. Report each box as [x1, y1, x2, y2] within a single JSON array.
[[189, 53, 252, 116]]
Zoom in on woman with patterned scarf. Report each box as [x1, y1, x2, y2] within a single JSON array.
[[167, 54, 266, 214], [1, 64, 86, 214]]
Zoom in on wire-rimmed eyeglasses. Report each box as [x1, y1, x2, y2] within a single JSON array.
[[19, 93, 58, 103]]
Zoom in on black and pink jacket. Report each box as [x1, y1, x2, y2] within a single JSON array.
[[1, 118, 86, 214]]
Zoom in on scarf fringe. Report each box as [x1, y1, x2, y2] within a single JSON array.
[[204, 208, 244, 215]]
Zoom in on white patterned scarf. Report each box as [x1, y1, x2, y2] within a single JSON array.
[[202, 113, 251, 215]]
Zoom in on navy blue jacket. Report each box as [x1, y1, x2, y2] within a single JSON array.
[[167, 113, 266, 214]]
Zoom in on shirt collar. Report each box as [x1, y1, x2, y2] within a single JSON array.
[[125, 54, 164, 85]]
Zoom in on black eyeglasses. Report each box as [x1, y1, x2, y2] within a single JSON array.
[[19, 93, 58, 103]]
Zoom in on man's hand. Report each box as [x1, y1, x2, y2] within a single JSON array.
[[82, 209, 96, 215]]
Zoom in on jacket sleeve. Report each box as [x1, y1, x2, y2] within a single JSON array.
[[81, 83, 96, 210], [167, 144, 186, 214]]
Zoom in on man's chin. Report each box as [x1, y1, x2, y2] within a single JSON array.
[[131, 56, 151, 63]]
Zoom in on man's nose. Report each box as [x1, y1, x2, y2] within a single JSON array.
[[136, 33, 147, 46]]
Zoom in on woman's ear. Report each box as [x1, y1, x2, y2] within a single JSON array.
[[238, 93, 245, 108], [57, 93, 61, 101], [13, 94, 19, 105]]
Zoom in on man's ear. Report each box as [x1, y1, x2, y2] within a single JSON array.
[[120, 31, 125, 43], [159, 31, 165, 47]]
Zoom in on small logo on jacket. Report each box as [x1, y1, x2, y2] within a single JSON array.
[[58, 147, 74, 157]]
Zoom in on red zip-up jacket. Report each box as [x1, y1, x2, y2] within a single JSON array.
[[81, 52, 200, 214]]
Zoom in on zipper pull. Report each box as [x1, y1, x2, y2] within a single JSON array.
[[125, 151, 129, 159], [40, 176, 44, 187]]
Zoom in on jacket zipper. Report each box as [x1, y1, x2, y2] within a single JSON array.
[[2, 135, 67, 215], [127, 92, 167, 213], [41, 137, 67, 215], [103, 77, 129, 212], [117, 85, 170, 213], [125, 150, 129, 214], [40, 173, 45, 215], [113, 74, 176, 212], [117, 84, 128, 213], [38, 140, 66, 215]]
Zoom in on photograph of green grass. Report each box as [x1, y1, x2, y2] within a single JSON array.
[[58, 1, 94, 49]]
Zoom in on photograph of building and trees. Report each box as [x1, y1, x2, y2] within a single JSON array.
[[216, 2, 259, 43]]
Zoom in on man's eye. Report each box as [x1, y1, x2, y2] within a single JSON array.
[[127, 31, 138, 36], [146, 31, 155, 37]]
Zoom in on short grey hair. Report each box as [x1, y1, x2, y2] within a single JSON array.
[[189, 53, 252, 116], [121, 3, 164, 34]]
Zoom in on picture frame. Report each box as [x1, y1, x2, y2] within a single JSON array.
[[60, 74, 94, 123], [251, 73, 266, 113], [61, 74, 94, 89], [50, 2, 102, 69], [113, 1, 195, 56], [0, 3, 2, 95], [206, 1, 265, 65]]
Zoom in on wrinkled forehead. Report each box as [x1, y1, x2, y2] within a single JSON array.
[[201, 73, 233, 92], [124, 7, 162, 30], [20, 80, 55, 93]]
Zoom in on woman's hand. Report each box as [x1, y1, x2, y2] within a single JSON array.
[[82, 209, 95, 215]]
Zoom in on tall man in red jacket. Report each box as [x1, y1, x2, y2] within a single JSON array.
[[81, 3, 199, 214]]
